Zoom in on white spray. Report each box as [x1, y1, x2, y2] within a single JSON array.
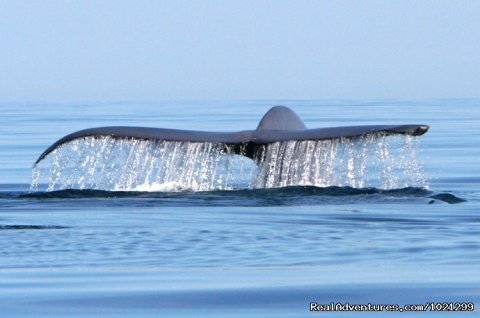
[[30, 135, 428, 192]]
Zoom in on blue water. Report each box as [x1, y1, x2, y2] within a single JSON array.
[[0, 100, 479, 317]]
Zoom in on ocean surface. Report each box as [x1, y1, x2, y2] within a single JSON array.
[[0, 100, 479, 317]]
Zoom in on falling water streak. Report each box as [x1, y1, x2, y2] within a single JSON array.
[[30, 165, 40, 191], [403, 136, 429, 189], [32, 134, 428, 192]]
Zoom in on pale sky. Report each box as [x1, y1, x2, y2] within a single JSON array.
[[1, 0, 479, 101]]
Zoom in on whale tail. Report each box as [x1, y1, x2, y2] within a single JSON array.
[[34, 106, 429, 164], [256, 106, 307, 131]]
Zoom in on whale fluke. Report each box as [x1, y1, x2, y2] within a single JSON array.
[[34, 106, 429, 164], [256, 106, 307, 130]]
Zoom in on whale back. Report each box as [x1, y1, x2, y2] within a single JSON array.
[[256, 106, 307, 131]]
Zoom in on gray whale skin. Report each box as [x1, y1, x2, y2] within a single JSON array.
[[35, 106, 429, 164]]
